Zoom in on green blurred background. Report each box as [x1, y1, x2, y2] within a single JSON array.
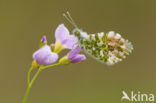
[[0, 0, 156, 103]]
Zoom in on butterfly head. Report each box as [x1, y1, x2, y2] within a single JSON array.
[[73, 28, 89, 40]]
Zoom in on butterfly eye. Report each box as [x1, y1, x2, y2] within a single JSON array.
[[74, 31, 80, 37]]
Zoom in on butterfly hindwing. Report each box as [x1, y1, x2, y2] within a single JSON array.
[[73, 29, 133, 65], [81, 32, 109, 63]]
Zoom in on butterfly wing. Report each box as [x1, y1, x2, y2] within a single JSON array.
[[76, 30, 133, 65]]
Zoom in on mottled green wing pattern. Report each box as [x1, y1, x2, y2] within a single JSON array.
[[73, 29, 133, 65], [82, 32, 109, 62]]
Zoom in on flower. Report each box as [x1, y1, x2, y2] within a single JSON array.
[[59, 46, 86, 65], [53, 24, 78, 53], [33, 45, 58, 66], [68, 46, 86, 63]]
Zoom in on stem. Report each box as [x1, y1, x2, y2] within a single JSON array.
[[41, 63, 60, 70], [22, 63, 61, 103], [22, 85, 31, 103], [27, 67, 33, 85], [22, 68, 42, 103], [29, 68, 42, 87]]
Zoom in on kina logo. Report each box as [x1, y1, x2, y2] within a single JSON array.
[[121, 90, 154, 102]]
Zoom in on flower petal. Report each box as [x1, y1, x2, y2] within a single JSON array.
[[39, 52, 58, 65], [61, 35, 78, 49], [33, 45, 51, 59], [33, 45, 58, 65], [70, 54, 86, 63], [55, 24, 70, 42], [68, 46, 81, 59]]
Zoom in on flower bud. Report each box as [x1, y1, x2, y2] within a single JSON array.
[[40, 36, 47, 48], [59, 56, 70, 65], [32, 60, 40, 69]]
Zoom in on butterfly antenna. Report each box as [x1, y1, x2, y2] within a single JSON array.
[[66, 11, 78, 28], [63, 11, 78, 28], [63, 13, 73, 26]]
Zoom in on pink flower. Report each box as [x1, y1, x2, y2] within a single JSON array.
[[33, 45, 58, 65], [55, 24, 78, 49]]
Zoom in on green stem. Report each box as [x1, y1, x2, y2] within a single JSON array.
[[27, 67, 33, 85], [22, 84, 31, 103], [41, 63, 60, 70], [23, 68, 42, 103], [29, 68, 42, 87], [22, 63, 61, 103]]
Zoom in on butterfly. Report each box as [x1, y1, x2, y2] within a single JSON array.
[[63, 12, 133, 65]]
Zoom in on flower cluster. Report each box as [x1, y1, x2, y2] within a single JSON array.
[[32, 24, 86, 68]]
